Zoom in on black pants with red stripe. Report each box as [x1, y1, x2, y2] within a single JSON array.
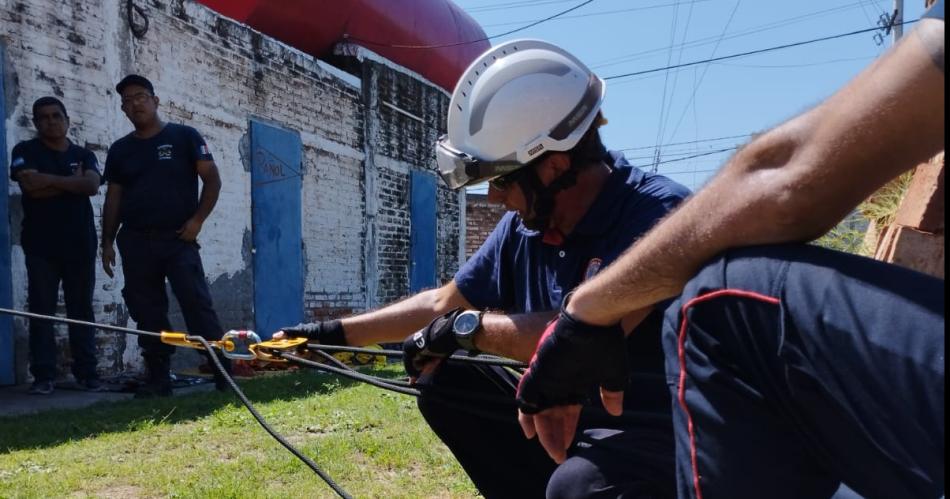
[[662, 244, 944, 499]]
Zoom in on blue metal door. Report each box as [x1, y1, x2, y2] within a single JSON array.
[[0, 44, 14, 385], [250, 120, 303, 339], [409, 171, 437, 293]]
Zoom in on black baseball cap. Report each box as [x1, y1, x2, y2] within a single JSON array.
[[115, 74, 155, 95]]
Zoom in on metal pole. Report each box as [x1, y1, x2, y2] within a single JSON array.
[[893, 0, 904, 42]]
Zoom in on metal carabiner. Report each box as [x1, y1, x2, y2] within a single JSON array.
[[220, 330, 262, 360]]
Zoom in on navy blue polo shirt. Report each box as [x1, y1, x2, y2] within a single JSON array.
[[455, 151, 691, 313], [923, 0, 942, 20], [103, 123, 213, 230], [9, 138, 101, 260]]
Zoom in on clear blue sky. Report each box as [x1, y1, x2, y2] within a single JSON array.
[[456, 0, 927, 193]]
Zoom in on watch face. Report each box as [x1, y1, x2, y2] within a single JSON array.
[[454, 312, 480, 335]]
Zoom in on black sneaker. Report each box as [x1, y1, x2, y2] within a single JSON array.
[[78, 378, 107, 392], [28, 380, 54, 395]]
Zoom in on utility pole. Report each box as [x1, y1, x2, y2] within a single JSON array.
[[892, 0, 903, 42]]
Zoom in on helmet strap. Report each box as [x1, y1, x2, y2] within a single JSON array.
[[515, 156, 581, 233]]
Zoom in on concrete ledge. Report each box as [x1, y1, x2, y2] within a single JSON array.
[[0, 380, 217, 418]]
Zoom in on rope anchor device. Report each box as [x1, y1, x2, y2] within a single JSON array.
[[160, 329, 262, 360]]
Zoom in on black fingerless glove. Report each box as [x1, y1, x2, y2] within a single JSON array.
[[280, 320, 347, 345], [516, 295, 628, 414], [402, 309, 464, 378]]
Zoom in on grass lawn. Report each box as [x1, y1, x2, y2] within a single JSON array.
[[0, 366, 479, 498]]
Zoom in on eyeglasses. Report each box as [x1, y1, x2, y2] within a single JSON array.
[[121, 92, 153, 106], [488, 168, 526, 191]]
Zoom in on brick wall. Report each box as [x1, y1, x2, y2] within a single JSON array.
[[871, 152, 944, 278], [1, 0, 461, 381], [465, 193, 508, 259]]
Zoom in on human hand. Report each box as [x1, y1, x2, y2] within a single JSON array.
[[402, 308, 464, 381], [101, 242, 116, 278], [516, 295, 628, 463], [17, 170, 53, 191], [276, 320, 346, 345], [176, 217, 203, 242]]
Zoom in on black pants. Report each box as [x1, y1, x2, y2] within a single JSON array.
[[26, 253, 98, 382], [663, 244, 944, 499], [417, 310, 676, 499], [116, 229, 224, 360]]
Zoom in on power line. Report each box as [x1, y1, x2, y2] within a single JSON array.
[[711, 55, 877, 68], [590, 1, 874, 70], [857, 0, 880, 30], [652, 147, 737, 165], [625, 144, 743, 161], [602, 19, 918, 81], [660, 167, 721, 176], [467, 0, 576, 14], [344, 0, 595, 49], [651, 0, 688, 171], [619, 133, 754, 152], [663, 0, 742, 153], [607, 52, 878, 88], [480, 0, 711, 28]]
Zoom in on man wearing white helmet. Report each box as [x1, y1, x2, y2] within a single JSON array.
[[278, 39, 690, 498]]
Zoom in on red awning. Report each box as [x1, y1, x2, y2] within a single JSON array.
[[196, 0, 489, 92]]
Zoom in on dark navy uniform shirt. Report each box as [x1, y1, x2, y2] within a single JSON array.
[[103, 123, 213, 231], [455, 151, 691, 314], [9, 138, 101, 260], [923, 0, 943, 20]]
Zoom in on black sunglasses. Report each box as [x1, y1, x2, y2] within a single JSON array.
[[488, 167, 527, 190], [488, 151, 554, 190]]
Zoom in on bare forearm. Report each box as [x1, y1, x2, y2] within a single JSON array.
[[475, 312, 555, 362], [47, 173, 99, 196], [342, 283, 471, 346], [101, 187, 122, 245], [193, 175, 220, 223], [570, 23, 945, 325], [22, 186, 63, 199]]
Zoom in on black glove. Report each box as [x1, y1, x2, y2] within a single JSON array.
[[280, 320, 346, 345], [516, 295, 628, 414], [402, 309, 464, 379]]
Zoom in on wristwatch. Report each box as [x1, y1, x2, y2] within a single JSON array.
[[452, 310, 483, 355]]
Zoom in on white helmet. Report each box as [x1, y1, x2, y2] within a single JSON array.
[[437, 39, 606, 190]]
